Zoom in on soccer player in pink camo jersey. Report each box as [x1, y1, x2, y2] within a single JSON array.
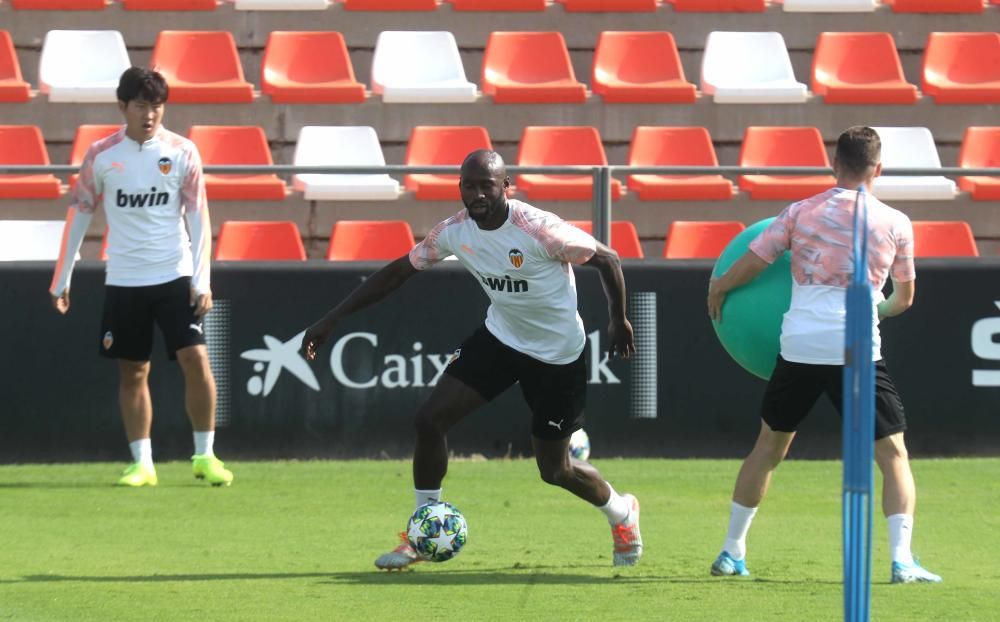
[[707, 126, 940, 584], [302, 150, 643, 570], [49, 68, 233, 488]]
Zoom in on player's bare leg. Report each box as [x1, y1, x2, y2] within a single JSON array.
[[177, 345, 232, 486], [116, 360, 157, 486]]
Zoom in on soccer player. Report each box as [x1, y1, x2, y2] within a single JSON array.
[[301, 150, 643, 570], [706, 126, 940, 584], [49, 67, 233, 488]]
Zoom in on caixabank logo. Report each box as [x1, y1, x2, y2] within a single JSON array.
[[971, 301, 1000, 387]]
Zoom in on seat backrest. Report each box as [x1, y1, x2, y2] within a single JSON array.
[[0, 31, 27, 86], [0, 220, 70, 261], [0, 125, 50, 165], [889, 0, 982, 12], [783, 0, 877, 10], [262, 31, 356, 88], [813, 32, 906, 85], [293, 126, 387, 167], [372, 31, 468, 85], [10, 0, 105, 8], [449, 0, 546, 9], [958, 126, 1000, 168], [342, 0, 438, 10], [39, 30, 130, 95], [215, 221, 306, 260], [702, 31, 797, 86], [672, 0, 766, 10], [739, 127, 830, 167], [405, 126, 492, 165], [188, 126, 274, 165], [483, 32, 576, 86], [566, 220, 643, 258], [593, 31, 685, 85], [70, 125, 120, 164], [911, 221, 978, 257], [871, 126, 943, 168], [663, 221, 745, 259], [123, 0, 217, 8], [923, 32, 1000, 85], [628, 126, 719, 166], [327, 220, 416, 260], [152, 31, 246, 84], [517, 126, 608, 166], [559, 0, 658, 10]]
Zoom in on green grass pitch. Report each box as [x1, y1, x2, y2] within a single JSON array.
[[1, 458, 997, 621]]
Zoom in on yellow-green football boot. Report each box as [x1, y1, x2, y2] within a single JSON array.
[[116, 462, 158, 487], [192, 454, 234, 487]]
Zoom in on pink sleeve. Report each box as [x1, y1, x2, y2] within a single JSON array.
[[749, 205, 794, 264], [890, 216, 916, 283], [71, 145, 100, 215], [512, 210, 596, 265], [409, 219, 452, 270], [181, 143, 207, 215]]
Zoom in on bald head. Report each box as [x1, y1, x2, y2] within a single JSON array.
[[461, 150, 506, 179], [459, 149, 509, 227]]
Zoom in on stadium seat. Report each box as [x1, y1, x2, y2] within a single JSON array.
[[371, 31, 476, 103], [670, 0, 766, 11], [38, 30, 131, 103], [326, 221, 416, 260], [566, 220, 643, 259], [341, 0, 437, 9], [911, 221, 978, 257], [0, 219, 76, 261], [557, 0, 657, 11], [482, 32, 587, 104], [151, 31, 254, 103], [782, 0, 876, 11], [958, 127, 1000, 201], [187, 126, 285, 201], [887, 0, 982, 12], [922, 33, 1000, 104], [69, 124, 119, 188], [592, 32, 696, 103], [235, 0, 329, 7], [10, 0, 104, 8], [448, 0, 545, 9], [738, 127, 836, 200], [292, 126, 400, 201], [870, 126, 957, 201], [123, 0, 216, 9], [516, 126, 622, 201], [812, 33, 917, 104], [0, 31, 30, 103], [261, 32, 364, 104], [0, 126, 61, 199], [215, 221, 306, 261], [404, 126, 492, 200], [701, 32, 808, 103], [663, 221, 746, 259], [627, 127, 734, 201]]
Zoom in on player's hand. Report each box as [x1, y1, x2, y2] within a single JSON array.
[[607, 319, 635, 359], [301, 318, 335, 362], [191, 288, 213, 317], [51, 289, 70, 315], [707, 278, 726, 323]]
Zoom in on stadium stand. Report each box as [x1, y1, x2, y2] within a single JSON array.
[[0, 126, 61, 199], [371, 31, 477, 103], [151, 31, 254, 103], [911, 220, 979, 257], [516, 126, 622, 201], [481, 32, 587, 103], [922, 32, 1000, 104], [626, 126, 734, 201], [0, 218, 75, 260], [566, 220, 644, 259], [261, 32, 365, 103], [738, 126, 836, 200], [811, 32, 917, 104], [292, 126, 400, 200], [404, 126, 493, 201], [663, 220, 746, 259], [215, 221, 307, 260], [187, 126, 286, 201], [38, 30, 131, 103], [326, 220, 416, 260], [958, 126, 1000, 200], [700, 31, 808, 103], [592, 32, 696, 104], [870, 126, 957, 200]]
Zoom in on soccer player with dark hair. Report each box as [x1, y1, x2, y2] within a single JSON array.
[[50, 67, 233, 488]]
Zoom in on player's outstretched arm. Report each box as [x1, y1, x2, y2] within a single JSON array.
[[301, 255, 419, 361], [877, 278, 914, 320], [584, 242, 635, 359], [707, 250, 769, 323]]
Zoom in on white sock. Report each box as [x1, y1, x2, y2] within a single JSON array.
[[723, 501, 758, 560], [193, 431, 215, 457], [129, 438, 153, 469], [887, 513, 914, 565], [597, 482, 630, 525], [415, 488, 442, 509]]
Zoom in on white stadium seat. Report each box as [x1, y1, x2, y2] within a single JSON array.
[[371, 31, 477, 104], [700, 31, 808, 104], [781, 0, 876, 11], [234, 0, 329, 9], [292, 126, 400, 201], [871, 127, 957, 201], [0, 220, 79, 262], [38, 30, 131, 103]]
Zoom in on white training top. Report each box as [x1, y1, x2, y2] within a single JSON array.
[[50, 126, 211, 296], [409, 199, 597, 365]]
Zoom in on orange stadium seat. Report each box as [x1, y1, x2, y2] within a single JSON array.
[[669, 0, 766, 11], [886, 0, 982, 12], [516, 126, 622, 201], [567, 220, 643, 259], [261, 32, 365, 104], [69, 124, 119, 189], [0, 126, 62, 199], [627, 127, 734, 201], [405, 126, 493, 201], [958, 127, 1000, 201], [738, 127, 836, 201], [326, 221, 416, 261], [0, 32, 30, 103], [341, 0, 437, 9], [482, 32, 587, 104], [187, 126, 286, 201], [663, 221, 745, 259], [10, 0, 104, 8], [448, 0, 545, 9], [592, 32, 696, 103], [557, 0, 658, 11], [911, 221, 978, 257], [812, 33, 918, 104], [215, 221, 306, 261], [151, 31, 254, 103], [123, 0, 216, 9], [922, 33, 1000, 104]]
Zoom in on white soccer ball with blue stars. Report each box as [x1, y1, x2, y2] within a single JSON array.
[[406, 501, 468, 562], [569, 428, 591, 461]]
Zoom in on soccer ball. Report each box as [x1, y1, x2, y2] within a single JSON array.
[[406, 501, 468, 562], [569, 428, 591, 461]]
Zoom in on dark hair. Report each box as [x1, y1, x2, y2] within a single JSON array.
[[835, 126, 881, 177], [116, 67, 169, 104]]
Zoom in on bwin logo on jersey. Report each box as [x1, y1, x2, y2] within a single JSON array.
[[158, 157, 172, 175], [508, 249, 524, 269], [479, 273, 528, 293], [116, 187, 169, 208]]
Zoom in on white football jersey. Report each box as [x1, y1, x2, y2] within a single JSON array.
[[409, 199, 597, 364]]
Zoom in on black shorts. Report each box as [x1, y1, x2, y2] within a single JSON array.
[[445, 326, 587, 441], [761, 356, 907, 440], [99, 276, 206, 361]]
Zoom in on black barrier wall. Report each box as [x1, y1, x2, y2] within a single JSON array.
[[3, 260, 999, 462]]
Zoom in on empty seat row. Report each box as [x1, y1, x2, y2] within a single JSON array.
[[7, 0, 999, 12], [2, 30, 998, 104], [3, 124, 998, 202]]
